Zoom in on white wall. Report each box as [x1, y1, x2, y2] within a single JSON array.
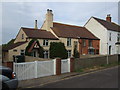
[[107, 30, 119, 54], [85, 17, 119, 55], [85, 17, 108, 55]]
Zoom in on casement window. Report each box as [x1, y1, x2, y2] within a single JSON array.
[[67, 38, 71, 46], [20, 50, 25, 55], [22, 34, 24, 39], [89, 40, 92, 47], [117, 33, 120, 42], [43, 40, 48, 46], [67, 50, 71, 58], [109, 33, 111, 41], [44, 50, 49, 58], [82, 39, 86, 47]]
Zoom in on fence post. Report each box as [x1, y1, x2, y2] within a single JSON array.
[[53, 59, 56, 75], [70, 57, 75, 72], [13, 62, 15, 72], [68, 58, 70, 72], [56, 58, 61, 75], [34, 61, 38, 78]]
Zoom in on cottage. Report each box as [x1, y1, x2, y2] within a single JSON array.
[[2, 9, 100, 61], [84, 14, 120, 55], [41, 9, 100, 56]]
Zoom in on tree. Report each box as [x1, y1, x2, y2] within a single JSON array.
[[49, 42, 68, 59], [73, 44, 80, 58]]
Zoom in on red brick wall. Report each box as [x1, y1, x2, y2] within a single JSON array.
[[56, 58, 61, 75], [70, 57, 74, 72], [2, 61, 13, 70], [79, 39, 100, 55]]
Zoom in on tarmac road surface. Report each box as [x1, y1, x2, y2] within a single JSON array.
[[37, 66, 119, 88]]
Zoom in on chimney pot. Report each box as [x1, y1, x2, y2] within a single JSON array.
[[50, 10, 52, 12], [106, 14, 111, 22], [35, 20, 38, 29]]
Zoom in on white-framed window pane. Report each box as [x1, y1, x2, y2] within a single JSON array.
[[43, 40, 48, 46], [44, 50, 49, 58], [20, 50, 25, 55], [67, 50, 71, 58], [109, 33, 111, 41], [67, 38, 71, 46], [117, 33, 120, 42], [22, 34, 24, 39], [89, 40, 92, 47]]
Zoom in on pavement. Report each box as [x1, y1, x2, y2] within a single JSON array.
[[17, 72, 79, 89], [17, 66, 119, 89]]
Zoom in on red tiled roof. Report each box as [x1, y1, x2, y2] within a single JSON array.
[[2, 41, 27, 51], [93, 17, 120, 32], [51, 22, 99, 40], [22, 27, 58, 40]]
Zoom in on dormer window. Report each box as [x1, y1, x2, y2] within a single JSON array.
[[22, 34, 24, 39]]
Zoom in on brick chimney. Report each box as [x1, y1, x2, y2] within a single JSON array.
[[106, 14, 111, 22], [35, 20, 38, 29]]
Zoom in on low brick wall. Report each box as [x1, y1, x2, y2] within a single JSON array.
[[2, 61, 13, 70], [75, 54, 118, 70]]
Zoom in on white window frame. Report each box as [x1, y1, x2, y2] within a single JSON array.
[[44, 50, 49, 58], [109, 33, 111, 41], [43, 40, 48, 46], [67, 38, 71, 46], [67, 50, 71, 58], [82, 39, 86, 47], [22, 34, 24, 39], [117, 33, 120, 42], [20, 50, 25, 55]]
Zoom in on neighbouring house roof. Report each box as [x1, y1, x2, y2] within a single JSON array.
[[51, 22, 99, 40], [93, 17, 120, 32], [2, 41, 27, 51], [22, 27, 58, 40]]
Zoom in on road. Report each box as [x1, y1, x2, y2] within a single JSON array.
[[36, 66, 119, 88]]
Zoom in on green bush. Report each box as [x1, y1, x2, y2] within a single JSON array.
[[49, 42, 68, 59], [25, 39, 44, 58], [73, 45, 80, 58]]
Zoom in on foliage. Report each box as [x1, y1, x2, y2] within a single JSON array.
[[73, 44, 80, 58], [49, 42, 68, 59], [25, 39, 44, 58]]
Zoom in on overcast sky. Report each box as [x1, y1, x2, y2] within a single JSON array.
[[1, 2, 118, 44]]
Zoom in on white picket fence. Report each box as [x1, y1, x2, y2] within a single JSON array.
[[13, 58, 70, 80], [61, 59, 70, 73]]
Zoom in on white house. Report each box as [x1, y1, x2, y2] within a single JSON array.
[[84, 14, 120, 55]]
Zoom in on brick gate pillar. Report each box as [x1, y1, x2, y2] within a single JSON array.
[[56, 58, 61, 75], [70, 57, 75, 72]]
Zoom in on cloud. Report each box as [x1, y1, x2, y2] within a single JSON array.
[[2, 2, 118, 44]]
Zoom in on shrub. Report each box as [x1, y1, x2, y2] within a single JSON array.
[[73, 44, 80, 58], [49, 42, 68, 59]]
